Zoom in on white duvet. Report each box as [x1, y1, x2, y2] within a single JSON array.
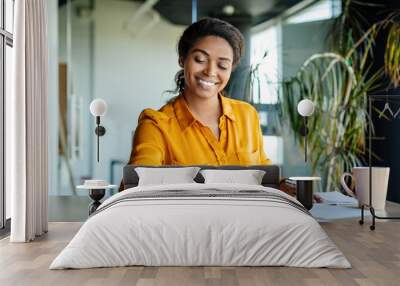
[[50, 183, 351, 269]]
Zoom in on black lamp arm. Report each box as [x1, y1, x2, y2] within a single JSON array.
[[94, 116, 106, 162], [304, 116, 307, 162]]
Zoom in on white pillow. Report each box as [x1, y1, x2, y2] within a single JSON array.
[[135, 167, 201, 186], [200, 169, 266, 185]]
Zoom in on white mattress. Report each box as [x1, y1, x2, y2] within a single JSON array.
[[50, 183, 351, 269]]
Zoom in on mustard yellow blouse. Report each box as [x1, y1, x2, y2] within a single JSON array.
[[127, 94, 271, 166]]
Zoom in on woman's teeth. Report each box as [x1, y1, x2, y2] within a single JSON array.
[[198, 79, 216, 86]]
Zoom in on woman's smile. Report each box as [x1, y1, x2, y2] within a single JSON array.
[[196, 77, 219, 90], [182, 35, 234, 99]]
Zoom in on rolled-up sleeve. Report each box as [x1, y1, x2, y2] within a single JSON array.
[[128, 119, 167, 166], [120, 118, 167, 192], [120, 109, 169, 191]]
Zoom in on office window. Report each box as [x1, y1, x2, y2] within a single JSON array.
[[1, 0, 14, 230], [5, 0, 13, 33], [250, 24, 280, 105], [286, 0, 341, 24]]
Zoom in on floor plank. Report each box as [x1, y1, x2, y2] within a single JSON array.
[[1, 216, 399, 286]]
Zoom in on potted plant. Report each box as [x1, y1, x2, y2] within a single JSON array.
[[279, 0, 400, 192]]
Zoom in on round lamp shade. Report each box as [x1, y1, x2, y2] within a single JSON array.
[[90, 99, 108, 117], [222, 5, 235, 15], [297, 99, 315, 117]]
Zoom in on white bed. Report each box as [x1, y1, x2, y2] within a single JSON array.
[[50, 183, 351, 269]]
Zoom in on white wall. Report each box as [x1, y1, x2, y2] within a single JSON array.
[[93, 0, 184, 183], [52, 0, 184, 194]]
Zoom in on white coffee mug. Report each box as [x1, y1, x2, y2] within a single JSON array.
[[340, 167, 390, 210]]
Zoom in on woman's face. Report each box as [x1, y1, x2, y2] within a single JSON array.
[[181, 36, 234, 99]]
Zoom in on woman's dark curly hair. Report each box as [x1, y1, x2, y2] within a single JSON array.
[[173, 17, 245, 95]]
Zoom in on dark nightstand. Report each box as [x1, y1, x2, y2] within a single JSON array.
[[77, 184, 117, 215], [288, 177, 321, 210]]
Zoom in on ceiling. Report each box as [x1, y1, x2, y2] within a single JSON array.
[[136, 0, 303, 25], [59, 0, 304, 26]]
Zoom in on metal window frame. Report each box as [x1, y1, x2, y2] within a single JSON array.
[[1, 0, 14, 230]]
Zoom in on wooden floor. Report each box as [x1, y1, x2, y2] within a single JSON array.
[[1, 217, 399, 286]]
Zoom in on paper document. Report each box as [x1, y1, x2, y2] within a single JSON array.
[[316, 191, 358, 206]]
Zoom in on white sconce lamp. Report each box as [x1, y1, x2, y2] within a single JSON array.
[[90, 99, 108, 162], [297, 99, 315, 162]]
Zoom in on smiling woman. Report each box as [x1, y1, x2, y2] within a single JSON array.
[[122, 18, 271, 189]]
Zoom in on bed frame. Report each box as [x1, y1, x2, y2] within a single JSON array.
[[123, 165, 281, 190]]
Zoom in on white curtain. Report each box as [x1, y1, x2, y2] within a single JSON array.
[[10, 0, 49, 242]]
